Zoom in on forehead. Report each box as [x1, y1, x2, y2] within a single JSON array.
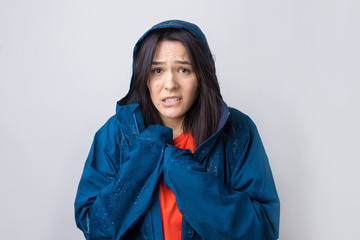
[[153, 40, 190, 60]]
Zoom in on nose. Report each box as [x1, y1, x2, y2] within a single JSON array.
[[164, 72, 178, 90]]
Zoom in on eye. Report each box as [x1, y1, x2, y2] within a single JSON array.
[[151, 68, 162, 74], [179, 67, 190, 73]]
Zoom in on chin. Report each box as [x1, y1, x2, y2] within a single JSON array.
[[164, 114, 182, 119], [161, 112, 184, 120]]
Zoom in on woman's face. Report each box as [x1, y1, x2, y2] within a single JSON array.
[[147, 40, 198, 129]]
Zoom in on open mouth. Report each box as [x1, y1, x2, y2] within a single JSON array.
[[163, 97, 181, 103]]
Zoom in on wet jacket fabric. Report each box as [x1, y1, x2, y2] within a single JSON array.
[[74, 20, 280, 240]]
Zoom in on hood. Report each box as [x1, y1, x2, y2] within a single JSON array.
[[118, 20, 214, 105], [134, 20, 214, 66]]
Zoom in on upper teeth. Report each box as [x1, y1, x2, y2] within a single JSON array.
[[165, 97, 180, 102]]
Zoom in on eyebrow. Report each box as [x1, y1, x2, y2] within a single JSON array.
[[152, 60, 192, 65]]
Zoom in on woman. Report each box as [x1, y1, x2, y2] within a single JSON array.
[[75, 20, 280, 240]]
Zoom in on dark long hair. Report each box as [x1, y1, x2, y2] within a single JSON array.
[[123, 28, 222, 147]]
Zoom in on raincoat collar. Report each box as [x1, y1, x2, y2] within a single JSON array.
[[193, 99, 230, 161], [115, 99, 230, 162]]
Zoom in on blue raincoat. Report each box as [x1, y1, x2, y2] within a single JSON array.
[[75, 20, 280, 240]]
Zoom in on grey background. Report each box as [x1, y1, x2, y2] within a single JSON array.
[[1, 0, 359, 239]]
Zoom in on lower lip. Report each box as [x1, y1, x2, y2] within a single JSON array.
[[162, 98, 181, 107]]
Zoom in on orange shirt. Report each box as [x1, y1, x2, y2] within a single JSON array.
[[159, 131, 195, 240]]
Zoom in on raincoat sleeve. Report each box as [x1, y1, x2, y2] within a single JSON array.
[[163, 115, 280, 240], [75, 118, 172, 240]]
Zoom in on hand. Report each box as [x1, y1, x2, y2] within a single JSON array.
[[124, 125, 172, 163]]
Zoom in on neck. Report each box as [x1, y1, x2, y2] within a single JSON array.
[[162, 117, 184, 139]]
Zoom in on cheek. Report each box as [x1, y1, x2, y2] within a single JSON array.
[[148, 79, 161, 92], [147, 81, 161, 106]]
